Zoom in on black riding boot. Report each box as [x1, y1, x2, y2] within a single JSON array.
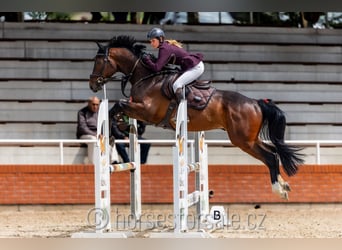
[[175, 88, 183, 104]]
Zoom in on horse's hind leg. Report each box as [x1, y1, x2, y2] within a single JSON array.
[[262, 142, 291, 192], [233, 138, 290, 199]]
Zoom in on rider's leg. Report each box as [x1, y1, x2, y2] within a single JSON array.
[[173, 61, 204, 102]]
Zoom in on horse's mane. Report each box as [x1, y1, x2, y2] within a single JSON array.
[[107, 35, 146, 57]]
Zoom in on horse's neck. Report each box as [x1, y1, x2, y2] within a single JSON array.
[[116, 53, 178, 92], [132, 68, 177, 89], [131, 65, 150, 83]]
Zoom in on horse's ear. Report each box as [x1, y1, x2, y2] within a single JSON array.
[[96, 41, 105, 51]]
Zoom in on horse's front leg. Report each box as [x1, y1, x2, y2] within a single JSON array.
[[117, 99, 147, 121]]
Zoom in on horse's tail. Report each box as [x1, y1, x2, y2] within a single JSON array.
[[257, 99, 304, 176]]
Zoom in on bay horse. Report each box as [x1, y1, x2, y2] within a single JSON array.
[[89, 35, 304, 200]]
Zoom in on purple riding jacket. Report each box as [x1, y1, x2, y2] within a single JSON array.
[[143, 41, 203, 73]]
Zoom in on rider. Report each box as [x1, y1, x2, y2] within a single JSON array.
[[142, 27, 205, 103]]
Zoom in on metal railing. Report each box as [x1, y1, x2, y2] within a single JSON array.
[[0, 139, 342, 165]]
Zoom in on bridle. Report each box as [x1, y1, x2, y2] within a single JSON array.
[[90, 48, 118, 85], [90, 47, 141, 97], [120, 56, 140, 97]]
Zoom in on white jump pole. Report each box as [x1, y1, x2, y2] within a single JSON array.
[[93, 96, 111, 232], [128, 117, 141, 221], [195, 131, 209, 223], [72, 86, 141, 238], [173, 95, 189, 233], [172, 87, 210, 235]]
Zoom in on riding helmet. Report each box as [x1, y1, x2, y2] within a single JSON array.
[[147, 27, 165, 40]]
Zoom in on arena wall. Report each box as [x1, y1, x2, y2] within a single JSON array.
[[0, 164, 341, 205]]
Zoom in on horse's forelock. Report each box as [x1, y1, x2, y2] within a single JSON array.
[[133, 44, 147, 57]]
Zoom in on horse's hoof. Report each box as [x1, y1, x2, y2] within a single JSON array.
[[272, 182, 289, 200], [283, 182, 291, 192], [281, 191, 289, 200]]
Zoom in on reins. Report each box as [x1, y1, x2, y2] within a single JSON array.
[[134, 70, 179, 86], [119, 56, 178, 98], [120, 57, 141, 98]]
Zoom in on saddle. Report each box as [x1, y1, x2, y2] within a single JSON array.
[[155, 73, 216, 130], [161, 76, 216, 110]]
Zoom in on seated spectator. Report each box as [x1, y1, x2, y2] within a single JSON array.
[[76, 96, 118, 164], [110, 107, 151, 164], [90, 12, 137, 23], [90, 12, 103, 22], [112, 12, 137, 23], [0, 12, 23, 22], [142, 12, 165, 24]]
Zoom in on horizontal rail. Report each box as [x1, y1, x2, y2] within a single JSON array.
[[110, 162, 136, 172], [0, 139, 341, 165]]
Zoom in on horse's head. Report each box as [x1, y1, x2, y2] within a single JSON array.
[[89, 42, 118, 92], [89, 35, 150, 95]]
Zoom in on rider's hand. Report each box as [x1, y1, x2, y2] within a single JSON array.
[[141, 52, 150, 61]]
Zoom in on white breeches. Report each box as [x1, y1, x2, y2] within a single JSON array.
[[172, 61, 204, 92]]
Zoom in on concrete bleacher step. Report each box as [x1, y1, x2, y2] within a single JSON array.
[[0, 60, 91, 80], [0, 101, 84, 123], [2, 39, 342, 64], [3, 23, 342, 45], [2, 60, 342, 83], [0, 40, 97, 60], [0, 101, 119, 123], [0, 144, 341, 165], [207, 63, 342, 83], [0, 80, 123, 101], [187, 43, 342, 64], [0, 81, 341, 105], [278, 103, 342, 124], [1, 123, 342, 142], [285, 125, 342, 140], [1, 101, 342, 124], [0, 123, 77, 139], [214, 82, 342, 103]]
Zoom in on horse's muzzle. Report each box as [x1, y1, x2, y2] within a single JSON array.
[[89, 80, 102, 92], [89, 76, 106, 92]]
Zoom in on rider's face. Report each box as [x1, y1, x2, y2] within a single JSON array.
[[149, 38, 160, 49]]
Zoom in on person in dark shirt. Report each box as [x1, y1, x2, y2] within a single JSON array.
[[112, 12, 137, 23], [110, 109, 151, 164], [142, 27, 205, 102], [90, 12, 137, 23], [77, 96, 118, 164], [142, 12, 165, 24]]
